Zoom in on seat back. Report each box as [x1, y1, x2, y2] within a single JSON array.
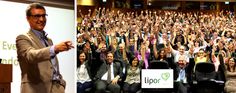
[[195, 62, 216, 81], [192, 63, 225, 93], [144, 60, 173, 93], [149, 60, 169, 69]]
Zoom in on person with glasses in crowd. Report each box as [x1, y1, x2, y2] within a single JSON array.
[[195, 49, 208, 64], [16, 3, 74, 93]]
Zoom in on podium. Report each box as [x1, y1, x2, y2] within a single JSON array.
[[0, 64, 12, 93]]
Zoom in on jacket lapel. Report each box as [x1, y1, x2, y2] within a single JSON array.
[[113, 62, 117, 76], [27, 30, 44, 48], [28, 30, 60, 73], [47, 38, 53, 46]]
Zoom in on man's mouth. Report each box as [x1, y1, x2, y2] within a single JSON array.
[[38, 23, 45, 25]]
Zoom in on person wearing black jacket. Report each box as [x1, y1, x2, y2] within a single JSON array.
[[167, 55, 195, 93], [77, 51, 93, 93], [94, 52, 123, 93]]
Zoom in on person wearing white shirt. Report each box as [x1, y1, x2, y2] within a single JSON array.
[[77, 52, 93, 93], [171, 45, 190, 63], [94, 52, 123, 93]]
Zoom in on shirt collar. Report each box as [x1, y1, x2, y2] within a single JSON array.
[[31, 29, 48, 39], [107, 62, 113, 66]]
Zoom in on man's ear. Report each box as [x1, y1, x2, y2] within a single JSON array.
[[26, 16, 30, 21]]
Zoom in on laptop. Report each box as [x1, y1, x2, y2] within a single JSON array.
[[0, 58, 2, 64]]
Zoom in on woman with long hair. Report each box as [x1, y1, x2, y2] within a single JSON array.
[[224, 57, 236, 93], [123, 56, 142, 93], [77, 51, 93, 93], [154, 48, 168, 62]]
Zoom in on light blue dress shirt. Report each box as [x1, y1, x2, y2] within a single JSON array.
[[32, 29, 59, 80]]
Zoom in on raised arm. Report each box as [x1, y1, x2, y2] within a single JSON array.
[[78, 9, 84, 18], [125, 32, 130, 50], [183, 33, 187, 45], [134, 34, 138, 52], [171, 30, 176, 46], [153, 39, 158, 59]]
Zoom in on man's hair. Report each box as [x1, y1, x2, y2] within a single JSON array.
[[107, 51, 114, 56], [26, 3, 45, 16]]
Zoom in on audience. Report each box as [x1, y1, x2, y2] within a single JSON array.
[[78, 8, 236, 93]]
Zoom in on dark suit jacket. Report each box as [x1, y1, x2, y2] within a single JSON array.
[[94, 61, 123, 81], [167, 57, 195, 83]]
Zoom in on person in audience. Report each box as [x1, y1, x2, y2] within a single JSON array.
[[95, 41, 108, 63], [212, 45, 226, 71], [171, 28, 187, 47], [137, 41, 150, 69], [133, 34, 150, 69], [114, 43, 130, 64], [195, 48, 208, 64], [114, 43, 133, 76], [224, 57, 236, 93], [169, 55, 194, 93], [125, 33, 135, 55], [94, 52, 123, 93], [77, 51, 93, 93], [156, 48, 168, 61], [153, 39, 168, 62], [170, 45, 190, 63], [123, 56, 142, 93], [226, 40, 236, 58], [192, 38, 208, 54]]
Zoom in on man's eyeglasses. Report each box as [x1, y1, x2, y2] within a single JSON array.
[[29, 14, 48, 19]]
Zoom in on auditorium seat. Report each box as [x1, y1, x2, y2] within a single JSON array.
[[148, 60, 169, 69], [143, 60, 173, 93], [191, 62, 224, 93]]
